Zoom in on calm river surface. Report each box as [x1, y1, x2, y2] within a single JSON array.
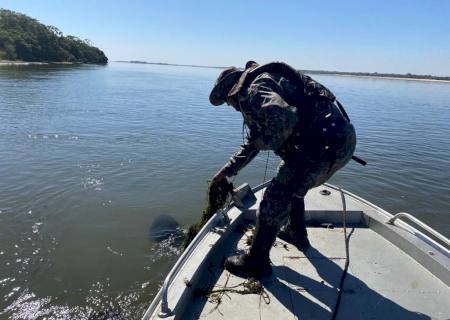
[[1, 62, 449, 319]]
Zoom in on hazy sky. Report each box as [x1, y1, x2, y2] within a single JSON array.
[[1, 0, 449, 75]]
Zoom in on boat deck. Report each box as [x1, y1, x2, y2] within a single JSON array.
[[186, 226, 448, 319], [146, 186, 450, 320]]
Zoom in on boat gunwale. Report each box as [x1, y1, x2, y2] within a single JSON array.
[[323, 183, 450, 255]]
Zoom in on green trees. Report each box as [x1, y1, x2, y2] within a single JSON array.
[[0, 9, 107, 64]]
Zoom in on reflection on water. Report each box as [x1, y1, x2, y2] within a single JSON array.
[[0, 62, 449, 319]]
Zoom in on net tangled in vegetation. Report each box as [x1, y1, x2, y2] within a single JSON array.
[[183, 178, 233, 249]]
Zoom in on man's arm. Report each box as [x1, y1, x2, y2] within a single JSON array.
[[213, 140, 259, 181]]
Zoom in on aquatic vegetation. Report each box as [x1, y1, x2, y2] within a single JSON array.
[[184, 179, 233, 249]]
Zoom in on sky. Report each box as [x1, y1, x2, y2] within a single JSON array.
[[1, 0, 450, 76]]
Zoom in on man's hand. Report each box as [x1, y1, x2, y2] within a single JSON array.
[[206, 170, 233, 220], [211, 170, 227, 185], [209, 170, 231, 202]]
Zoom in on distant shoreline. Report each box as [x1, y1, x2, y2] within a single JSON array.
[[0, 60, 78, 66], [3, 59, 449, 84], [115, 60, 224, 69], [115, 60, 450, 84], [316, 73, 450, 83]]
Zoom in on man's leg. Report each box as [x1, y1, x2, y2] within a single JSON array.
[[278, 194, 311, 249], [291, 195, 307, 237], [224, 169, 297, 278]]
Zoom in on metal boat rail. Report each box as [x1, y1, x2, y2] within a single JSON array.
[[152, 208, 227, 318], [142, 181, 271, 319], [387, 212, 450, 248], [323, 183, 450, 255]]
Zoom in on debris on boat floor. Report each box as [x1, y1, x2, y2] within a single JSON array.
[[201, 272, 270, 315]]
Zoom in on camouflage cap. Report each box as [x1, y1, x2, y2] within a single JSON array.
[[209, 67, 243, 106], [245, 60, 259, 69]]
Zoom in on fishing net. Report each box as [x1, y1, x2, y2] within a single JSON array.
[[183, 178, 233, 249]]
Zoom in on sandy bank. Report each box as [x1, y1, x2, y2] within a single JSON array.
[[321, 73, 450, 84]]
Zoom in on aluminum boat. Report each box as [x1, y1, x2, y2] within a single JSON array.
[[143, 182, 450, 320]]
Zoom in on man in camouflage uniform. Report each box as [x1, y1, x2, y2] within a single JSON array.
[[209, 61, 356, 277]]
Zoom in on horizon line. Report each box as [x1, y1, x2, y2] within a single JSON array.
[[113, 60, 450, 82]]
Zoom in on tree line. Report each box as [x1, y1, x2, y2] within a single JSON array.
[[0, 9, 107, 64]]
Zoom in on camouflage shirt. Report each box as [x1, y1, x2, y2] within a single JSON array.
[[220, 64, 339, 178]]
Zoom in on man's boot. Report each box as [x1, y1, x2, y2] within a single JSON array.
[[224, 221, 278, 278], [277, 196, 310, 249]]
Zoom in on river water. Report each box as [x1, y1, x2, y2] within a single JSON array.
[[0, 62, 449, 319]]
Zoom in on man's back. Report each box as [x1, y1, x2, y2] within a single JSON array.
[[208, 61, 356, 278]]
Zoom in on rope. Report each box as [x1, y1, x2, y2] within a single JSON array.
[[263, 151, 270, 183], [330, 188, 350, 320], [242, 121, 250, 144]]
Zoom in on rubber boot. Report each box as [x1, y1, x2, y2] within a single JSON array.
[[224, 221, 278, 278], [278, 196, 310, 249]]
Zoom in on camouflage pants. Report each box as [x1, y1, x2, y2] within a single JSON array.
[[257, 109, 356, 231]]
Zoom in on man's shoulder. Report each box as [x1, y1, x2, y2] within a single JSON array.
[[228, 62, 335, 105], [248, 71, 302, 103], [251, 72, 283, 87], [302, 75, 336, 101]]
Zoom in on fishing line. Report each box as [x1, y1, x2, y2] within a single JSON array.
[[263, 151, 270, 183]]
